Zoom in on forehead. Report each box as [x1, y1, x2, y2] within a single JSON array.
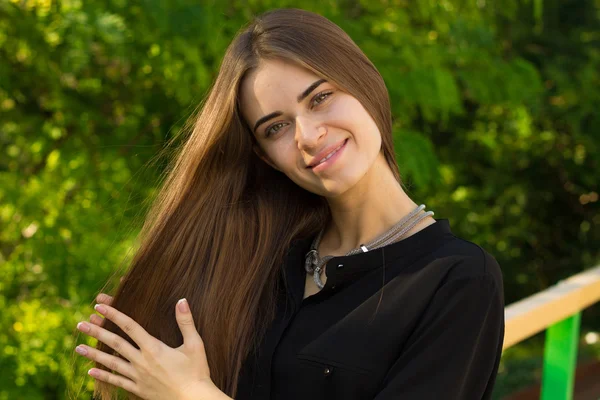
[[239, 59, 321, 119]]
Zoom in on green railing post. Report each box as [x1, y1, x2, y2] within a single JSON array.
[[540, 312, 581, 400]]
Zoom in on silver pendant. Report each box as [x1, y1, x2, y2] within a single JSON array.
[[305, 249, 325, 289], [305, 249, 318, 273], [313, 265, 325, 289]]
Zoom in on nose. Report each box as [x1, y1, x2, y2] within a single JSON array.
[[295, 115, 326, 151]]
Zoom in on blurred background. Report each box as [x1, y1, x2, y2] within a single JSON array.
[[1, 0, 599, 398]]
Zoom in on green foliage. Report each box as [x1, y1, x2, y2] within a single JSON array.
[[0, 0, 598, 398]]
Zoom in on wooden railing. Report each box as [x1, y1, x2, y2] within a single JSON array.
[[503, 264, 600, 399]]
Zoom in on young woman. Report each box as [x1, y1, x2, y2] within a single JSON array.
[[74, 8, 505, 400]]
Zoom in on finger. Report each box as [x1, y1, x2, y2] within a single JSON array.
[[87, 315, 123, 358], [92, 304, 158, 353], [77, 321, 140, 364], [176, 299, 202, 348], [75, 345, 137, 381], [96, 293, 114, 305], [90, 314, 105, 327], [87, 368, 141, 397]]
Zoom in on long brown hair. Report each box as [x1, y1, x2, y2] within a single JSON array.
[[94, 8, 400, 399]]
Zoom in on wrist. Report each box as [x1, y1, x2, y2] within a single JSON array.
[[180, 379, 233, 400]]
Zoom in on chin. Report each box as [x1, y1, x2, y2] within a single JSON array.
[[309, 173, 366, 198], [323, 178, 361, 197]]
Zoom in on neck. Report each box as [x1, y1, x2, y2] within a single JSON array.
[[321, 153, 435, 255]]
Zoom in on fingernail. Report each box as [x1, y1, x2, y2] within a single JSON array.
[[75, 346, 88, 356], [88, 368, 100, 378], [77, 322, 90, 333], [177, 298, 189, 313], [94, 304, 107, 314]]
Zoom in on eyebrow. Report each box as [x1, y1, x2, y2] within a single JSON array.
[[252, 78, 328, 133], [297, 78, 327, 103]]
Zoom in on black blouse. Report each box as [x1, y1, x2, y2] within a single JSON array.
[[236, 219, 505, 400]]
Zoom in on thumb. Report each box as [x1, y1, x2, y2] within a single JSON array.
[[176, 298, 201, 347]]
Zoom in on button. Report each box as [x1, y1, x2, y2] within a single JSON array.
[[337, 264, 344, 269], [331, 285, 336, 290], [323, 366, 333, 376]]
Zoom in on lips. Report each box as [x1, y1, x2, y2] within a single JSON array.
[[306, 139, 348, 169]]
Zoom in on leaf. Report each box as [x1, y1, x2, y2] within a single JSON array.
[[393, 129, 441, 189]]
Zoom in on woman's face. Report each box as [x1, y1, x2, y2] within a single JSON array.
[[239, 59, 382, 197]]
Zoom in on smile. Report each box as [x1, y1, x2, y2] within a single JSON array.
[[311, 139, 348, 172]]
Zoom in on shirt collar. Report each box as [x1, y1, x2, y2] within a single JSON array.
[[282, 219, 454, 307]]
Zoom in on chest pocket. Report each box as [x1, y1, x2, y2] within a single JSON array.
[[296, 352, 380, 400]]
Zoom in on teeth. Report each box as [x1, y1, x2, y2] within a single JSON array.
[[317, 141, 345, 166]]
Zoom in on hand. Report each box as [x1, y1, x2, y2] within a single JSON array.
[[75, 295, 219, 400]]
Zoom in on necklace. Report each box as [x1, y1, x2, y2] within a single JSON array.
[[304, 204, 434, 289]]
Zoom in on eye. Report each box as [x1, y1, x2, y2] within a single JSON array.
[[311, 91, 333, 108], [265, 122, 287, 138]]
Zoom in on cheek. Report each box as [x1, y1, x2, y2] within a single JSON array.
[[263, 140, 298, 172], [330, 98, 379, 138], [353, 113, 381, 153], [267, 142, 317, 188]]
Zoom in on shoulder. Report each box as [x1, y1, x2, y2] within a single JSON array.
[[416, 237, 506, 321], [434, 235, 504, 293]]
